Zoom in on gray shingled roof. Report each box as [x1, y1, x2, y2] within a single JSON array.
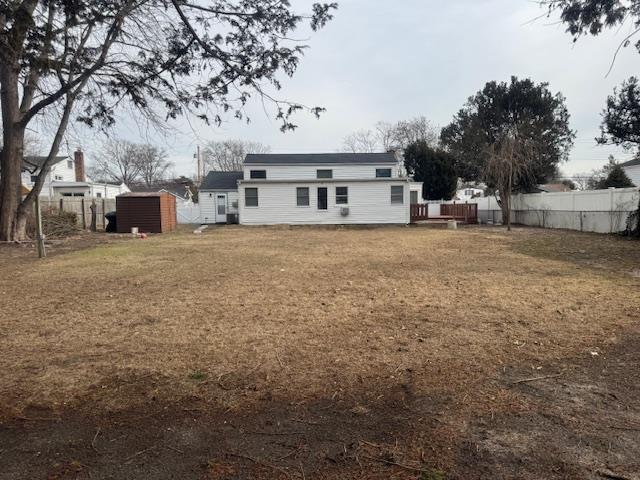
[[22, 155, 68, 173], [200, 171, 243, 190], [244, 153, 398, 165], [621, 158, 640, 167]]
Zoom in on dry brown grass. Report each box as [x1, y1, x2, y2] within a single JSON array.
[[2, 225, 640, 478], [1, 225, 638, 417]]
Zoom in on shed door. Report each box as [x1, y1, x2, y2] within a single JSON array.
[[215, 194, 227, 223]]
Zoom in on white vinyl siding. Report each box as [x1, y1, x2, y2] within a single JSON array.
[[243, 163, 399, 181], [199, 190, 239, 224], [239, 180, 410, 225]]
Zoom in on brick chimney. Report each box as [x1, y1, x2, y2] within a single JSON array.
[[74, 148, 85, 182]]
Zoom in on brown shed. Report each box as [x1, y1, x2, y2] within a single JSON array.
[[116, 192, 177, 234]]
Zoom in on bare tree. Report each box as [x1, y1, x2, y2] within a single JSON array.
[[375, 121, 398, 152], [393, 116, 439, 150], [485, 128, 536, 231], [342, 116, 440, 154], [90, 140, 141, 186], [137, 145, 172, 187], [202, 139, 270, 172], [342, 129, 380, 153], [0, 1, 336, 241]]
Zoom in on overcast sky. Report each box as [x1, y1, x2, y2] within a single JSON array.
[[90, 0, 640, 179]]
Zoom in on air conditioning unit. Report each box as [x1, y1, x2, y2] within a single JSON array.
[[340, 207, 350, 217]]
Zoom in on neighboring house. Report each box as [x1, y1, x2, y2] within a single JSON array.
[[21, 149, 129, 199], [199, 153, 423, 225], [131, 181, 195, 206], [199, 171, 243, 224], [621, 158, 640, 186], [455, 187, 484, 201], [536, 183, 573, 193]]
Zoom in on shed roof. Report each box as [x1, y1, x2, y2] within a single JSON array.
[[117, 192, 166, 197], [200, 171, 243, 190], [243, 153, 398, 165]]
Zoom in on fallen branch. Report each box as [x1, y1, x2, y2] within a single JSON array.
[[275, 351, 285, 368], [91, 427, 101, 451], [511, 373, 562, 385], [608, 424, 640, 432], [164, 445, 184, 454], [597, 468, 635, 480], [360, 454, 429, 473], [124, 445, 157, 464], [227, 452, 292, 479]]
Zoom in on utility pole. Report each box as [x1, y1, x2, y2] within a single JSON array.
[[195, 145, 201, 183], [34, 196, 46, 258]]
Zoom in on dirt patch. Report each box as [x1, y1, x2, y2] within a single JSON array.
[[456, 333, 640, 480], [1, 226, 639, 478]]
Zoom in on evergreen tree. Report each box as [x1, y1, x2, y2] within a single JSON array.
[[404, 141, 458, 201]]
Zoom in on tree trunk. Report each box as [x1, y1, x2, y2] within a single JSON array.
[[0, 65, 26, 241], [501, 193, 510, 227]]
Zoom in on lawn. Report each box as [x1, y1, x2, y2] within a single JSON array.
[[1, 225, 639, 480]]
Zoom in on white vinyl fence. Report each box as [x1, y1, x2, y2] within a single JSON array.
[[177, 203, 201, 224], [434, 187, 639, 234]]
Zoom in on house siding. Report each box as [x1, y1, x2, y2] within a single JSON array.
[[243, 163, 401, 181], [200, 190, 239, 224], [22, 159, 76, 196], [238, 181, 410, 225]]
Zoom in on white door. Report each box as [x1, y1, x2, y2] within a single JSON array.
[[215, 194, 227, 223]]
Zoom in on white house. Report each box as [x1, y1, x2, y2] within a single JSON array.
[[199, 171, 243, 224], [621, 158, 640, 186], [131, 181, 195, 206], [199, 153, 423, 225], [455, 187, 485, 202], [21, 149, 129, 199]]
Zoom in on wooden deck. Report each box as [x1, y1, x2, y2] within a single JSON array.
[[410, 203, 478, 224]]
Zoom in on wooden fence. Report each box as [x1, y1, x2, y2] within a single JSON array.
[[41, 197, 116, 230]]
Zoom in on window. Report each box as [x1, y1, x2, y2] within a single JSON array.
[[391, 185, 404, 204], [54, 175, 63, 180], [410, 190, 418, 204], [67, 160, 73, 169], [317, 187, 328, 210], [316, 169, 333, 179], [250, 170, 267, 179], [245, 187, 258, 207], [96, 192, 102, 198], [30, 175, 38, 183], [296, 187, 309, 206], [465, 189, 474, 196], [376, 168, 392, 178], [336, 186, 348, 205]]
